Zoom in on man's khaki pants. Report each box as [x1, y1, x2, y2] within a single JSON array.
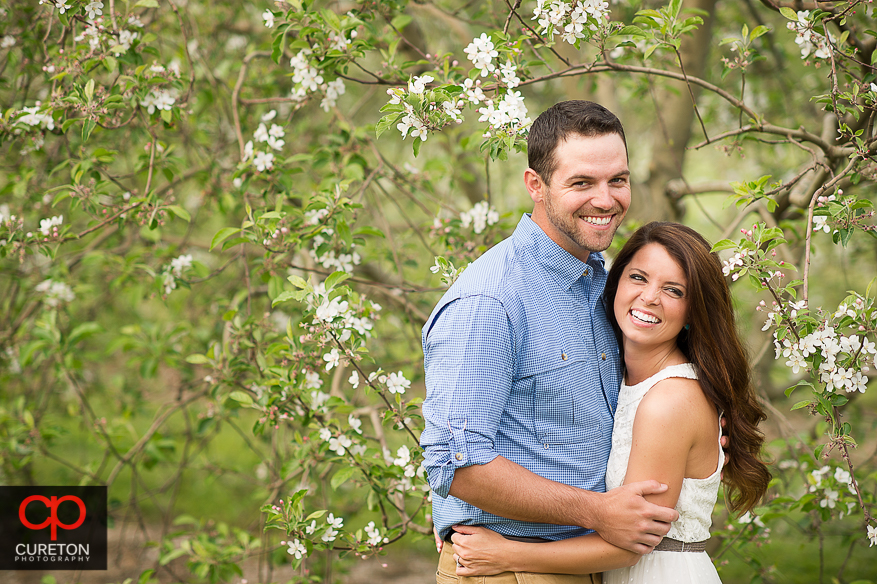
[[437, 544, 602, 584]]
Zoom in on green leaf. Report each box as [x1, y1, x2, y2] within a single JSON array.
[[68, 322, 102, 346], [166, 205, 191, 222], [287, 275, 308, 289], [390, 14, 412, 30], [135, 0, 160, 7], [330, 466, 357, 490], [186, 354, 211, 364], [271, 290, 299, 307], [84, 79, 95, 104], [161, 109, 172, 124], [228, 391, 254, 406], [210, 227, 242, 250], [779, 6, 799, 20], [791, 400, 811, 411], [353, 226, 385, 238], [82, 119, 96, 142], [710, 239, 737, 252], [324, 270, 351, 291]]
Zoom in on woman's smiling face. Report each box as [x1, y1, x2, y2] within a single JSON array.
[[613, 243, 690, 351]]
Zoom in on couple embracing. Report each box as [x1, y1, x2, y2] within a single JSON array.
[[420, 101, 771, 583]]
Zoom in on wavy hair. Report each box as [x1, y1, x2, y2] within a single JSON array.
[[603, 222, 771, 513]]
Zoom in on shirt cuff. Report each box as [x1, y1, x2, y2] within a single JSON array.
[[424, 421, 499, 498]]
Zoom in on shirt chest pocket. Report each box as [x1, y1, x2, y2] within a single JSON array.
[[532, 362, 604, 445]]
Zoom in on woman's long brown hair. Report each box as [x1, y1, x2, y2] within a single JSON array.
[[604, 222, 771, 513]]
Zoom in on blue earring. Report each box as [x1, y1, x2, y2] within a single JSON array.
[[684, 324, 690, 331]]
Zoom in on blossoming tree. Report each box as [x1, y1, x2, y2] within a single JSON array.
[[1, 0, 876, 582]]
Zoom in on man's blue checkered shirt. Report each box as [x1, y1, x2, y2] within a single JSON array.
[[421, 214, 621, 541]]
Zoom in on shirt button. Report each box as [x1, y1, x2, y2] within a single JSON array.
[[561, 352, 568, 361], [455, 452, 464, 461], [601, 353, 607, 361]]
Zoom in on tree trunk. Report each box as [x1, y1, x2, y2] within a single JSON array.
[[633, 0, 718, 223]]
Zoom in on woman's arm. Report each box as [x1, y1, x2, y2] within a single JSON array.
[[449, 378, 708, 576], [623, 378, 713, 505], [450, 525, 639, 576]]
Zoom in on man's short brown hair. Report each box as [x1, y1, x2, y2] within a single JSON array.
[[527, 100, 628, 184]]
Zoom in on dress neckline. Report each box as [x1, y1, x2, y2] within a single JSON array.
[[622, 362, 695, 389]]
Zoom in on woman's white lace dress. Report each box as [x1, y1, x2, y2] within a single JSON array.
[[604, 363, 723, 584]]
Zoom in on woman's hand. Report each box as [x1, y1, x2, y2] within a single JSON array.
[[434, 526, 443, 554], [449, 524, 515, 576]]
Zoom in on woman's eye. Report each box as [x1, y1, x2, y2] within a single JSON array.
[[666, 287, 683, 298], [629, 273, 645, 282]]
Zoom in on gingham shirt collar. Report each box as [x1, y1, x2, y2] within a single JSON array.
[[515, 214, 607, 292]]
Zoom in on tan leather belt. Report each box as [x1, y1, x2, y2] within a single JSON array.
[[654, 537, 708, 552]]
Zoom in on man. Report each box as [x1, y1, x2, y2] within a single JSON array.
[[420, 101, 679, 582]]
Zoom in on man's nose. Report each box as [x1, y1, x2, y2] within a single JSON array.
[[591, 182, 614, 210]]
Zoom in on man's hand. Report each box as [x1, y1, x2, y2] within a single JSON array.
[[592, 480, 678, 554]]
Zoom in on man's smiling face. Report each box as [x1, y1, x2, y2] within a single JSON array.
[[526, 132, 631, 262]]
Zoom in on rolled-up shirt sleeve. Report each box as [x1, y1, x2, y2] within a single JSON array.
[[420, 294, 515, 498]]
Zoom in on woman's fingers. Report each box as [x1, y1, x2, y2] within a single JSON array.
[[433, 526, 443, 553]]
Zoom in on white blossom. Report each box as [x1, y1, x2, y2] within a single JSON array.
[[114, 30, 138, 54], [812, 215, 830, 233], [408, 74, 434, 95], [499, 61, 521, 88], [348, 370, 360, 389], [170, 254, 192, 277], [262, 9, 275, 28], [393, 445, 411, 467], [329, 434, 352, 455], [320, 78, 346, 112], [253, 151, 274, 172], [285, 539, 306, 559], [868, 525, 877, 547], [1, 35, 16, 49], [140, 89, 177, 114], [463, 33, 498, 77], [364, 521, 384, 546], [460, 78, 486, 104], [84, 1, 103, 19], [316, 296, 349, 322], [348, 414, 362, 434], [39, 215, 64, 236], [460, 201, 499, 234], [35, 279, 75, 307], [305, 371, 323, 389], [323, 348, 341, 371], [17, 104, 55, 131], [737, 511, 765, 528], [820, 488, 839, 509], [386, 371, 411, 395]]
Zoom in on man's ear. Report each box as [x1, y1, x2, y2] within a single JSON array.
[[523, 168, 544, 204]]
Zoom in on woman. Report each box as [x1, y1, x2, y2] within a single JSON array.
[[447, 222, 771, 583]]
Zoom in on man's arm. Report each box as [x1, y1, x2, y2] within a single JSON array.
[[449, 455, 678, 554]]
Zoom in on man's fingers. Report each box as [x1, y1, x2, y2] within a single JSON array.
[[450, 523, 479, 535], [629, 479, 669, 496]]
